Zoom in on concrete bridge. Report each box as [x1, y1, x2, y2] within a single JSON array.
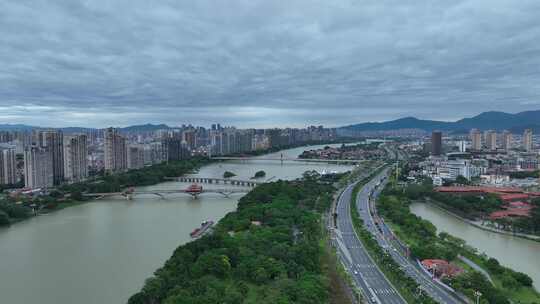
[[210, 156, 367, 164], [83, 188, 250, 200], [166, 176, 262, 187]]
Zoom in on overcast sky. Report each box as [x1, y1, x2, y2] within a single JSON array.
[[1, 0, 540, 128]]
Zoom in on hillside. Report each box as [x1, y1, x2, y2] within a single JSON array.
[[341, 110, 540, 133]]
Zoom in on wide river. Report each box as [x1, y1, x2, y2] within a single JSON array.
[[410, 202, 540, 291], [0, 144, 356, 304]]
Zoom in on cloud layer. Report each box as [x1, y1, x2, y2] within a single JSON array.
[[1, 0, 540, 127]]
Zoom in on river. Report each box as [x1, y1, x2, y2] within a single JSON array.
[[410, 202, 540, 291], [0, 144, 356, 304]]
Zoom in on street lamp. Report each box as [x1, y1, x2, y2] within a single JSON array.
[[474, 290, 482, 304]]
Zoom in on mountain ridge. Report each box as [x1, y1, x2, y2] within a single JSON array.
[[2, 110, 540, 133], [341, 110, 540, 133]]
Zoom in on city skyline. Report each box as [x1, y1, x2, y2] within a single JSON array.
[[2, 2, 540, 304], [2, 1, 540, 127]]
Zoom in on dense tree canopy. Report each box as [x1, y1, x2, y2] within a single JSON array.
[[129, 176, 338, 304]]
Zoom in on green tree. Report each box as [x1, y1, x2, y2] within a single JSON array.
[[511, 271, 533, 287], [454, 175, 470, 185], [501, 274, 520, 290], [0, 210, 10, 226], [224, 171, 236, 178]]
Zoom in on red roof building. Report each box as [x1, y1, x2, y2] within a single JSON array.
[[421, 259, 463, 278], [500, 193, 530, 202], [506, 201, 533, 210], [435, 186, 537, 220], [436, 186, 523, 194], [489, 209, 531, 220]]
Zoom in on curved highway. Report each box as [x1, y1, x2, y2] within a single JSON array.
[[335, 172, 406, 304], [335, 164, 466, 304], [360, 168, 465, 304]]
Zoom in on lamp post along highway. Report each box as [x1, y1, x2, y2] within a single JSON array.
[[474, 291, 482, 304]]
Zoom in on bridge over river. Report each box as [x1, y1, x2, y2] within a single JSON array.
[[164, 176, 265, 187], [83, 188, 250, 199], [83, 177, 264, 199], [210, 156, 367, 164]]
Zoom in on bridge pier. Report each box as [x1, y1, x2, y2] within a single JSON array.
[[168, 176, 261, 188]]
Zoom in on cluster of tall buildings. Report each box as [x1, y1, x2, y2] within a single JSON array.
[[22, 130, 89, 189], [421, 128, 540, 186], [429, 128, 534, 156], [0, 124, 337, 189], [469, 129, 533, 152]]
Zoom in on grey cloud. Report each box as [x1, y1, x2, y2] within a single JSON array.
[[1, 0, 540, 127]]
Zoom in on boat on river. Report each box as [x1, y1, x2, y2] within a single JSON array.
[[190, 220, 214, 238]]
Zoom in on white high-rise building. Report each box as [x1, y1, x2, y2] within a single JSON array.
[[24, 146, 53, 189], [470, 129, 482, 151], [501, 130, 512, 151], [64, 134, 88, 183], [523, 129, 533, 152], [485, 130, 497, 151], [0, 148, 17, 185], [210, 131, 223, 156], [104, 128, 127, 173]]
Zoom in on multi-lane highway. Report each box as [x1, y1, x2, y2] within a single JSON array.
[[333, 144, 466, 303], [361, 169, 464, 304], [335, 170, 406, 304]]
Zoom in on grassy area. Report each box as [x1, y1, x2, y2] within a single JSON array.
[[321, 238, 354, 304]]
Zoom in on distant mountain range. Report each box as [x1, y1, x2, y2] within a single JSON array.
[[0, 123, 173, 133], [340, 110, 540, 134], [3, 110, 540, 134]]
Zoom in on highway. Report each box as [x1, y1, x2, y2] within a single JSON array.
[[335, 165, 466, 304], [359, 168, 465, 304], [335, 172, 406, 304]]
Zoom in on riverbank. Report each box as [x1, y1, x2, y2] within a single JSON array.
[[0, 157, 213, 228], [423, 200, 540, 243], [378, 182, 540, 303], [227, 139, 359, 157]]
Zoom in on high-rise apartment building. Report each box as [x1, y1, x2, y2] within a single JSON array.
[[209, 131, 223, 156], [485, 130, 497, 151], [431, 131, 442, 156], [182, 130, 196, 150], [523, 129, 533, 152], [143, 142, 164, 165], [24, 146, 54, 189], [501, 131, 512, 151], [252, 134, 269, 150], [127, 145, 145, 169], [64, 134, 88, 183], [0, 148, 17, 185], [104, 128, 127, 173], [39, 130, 64, 185], [162, 137, 190, 161], [470, 129, 482, 151]]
